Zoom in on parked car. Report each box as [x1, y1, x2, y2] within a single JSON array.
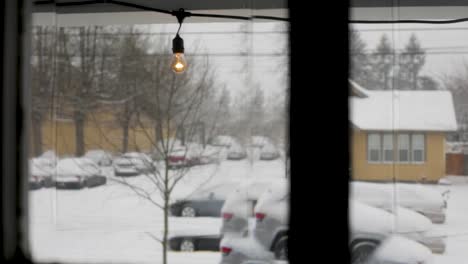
[[349, 200, 445, 264], [29, 174, 43, 190], [169, 233, 221, 252], [84, 150, 113, 166], [113, 152, 154, 176], [168, 147, 192, 169], [366, 235, 434, 264], [211, 135, 236, 147], [169, 181, 239, 217], [221, 178, 286, 236], [219, 235, 275, 264], [253, 181, 289, 260], [250, 136, 272, 148], [55, 158, 107, 189], [227, 143, 247, 160], [351, 181, 448, 224], [39, 150, 58, 161], [30, 157, 55, 188], [259, 143, 280, 161]]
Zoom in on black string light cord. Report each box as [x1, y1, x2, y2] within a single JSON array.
[[33, 0, 290, 22]]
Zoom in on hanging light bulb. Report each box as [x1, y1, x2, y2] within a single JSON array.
[[171, 34, 187, 73]]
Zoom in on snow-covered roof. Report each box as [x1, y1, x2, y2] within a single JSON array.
[[350, 87, 457, 131]]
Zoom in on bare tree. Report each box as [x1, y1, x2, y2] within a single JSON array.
[[31, 26, 56, 156], [106, 35, 218, 264]]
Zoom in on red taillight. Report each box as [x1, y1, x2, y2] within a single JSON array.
[[222, 213, 233, 220], [255, 212, 266, 221], [221, 246, 232, 255]]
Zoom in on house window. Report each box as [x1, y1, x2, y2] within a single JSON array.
[[412, 134, 425, 162], [383, 133, 394, 162], [367, 132, 425, 163], [368, 133, 381, 162], [398, 134, 410, 162]]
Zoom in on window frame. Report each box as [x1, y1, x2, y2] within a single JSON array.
[[366, 132, 426, 164]]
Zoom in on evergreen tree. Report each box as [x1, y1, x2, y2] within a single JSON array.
[[372, 34, 394, 90], [399, 34, 426, 90]]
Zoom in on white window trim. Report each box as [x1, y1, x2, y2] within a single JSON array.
[[366, 132, 426, 164]]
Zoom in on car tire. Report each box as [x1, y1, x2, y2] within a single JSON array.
[[274, 236, 288, 260], [81, 179, 88, 189], [351, 240, 377, 264], [181, 206, 196, 217], [179, 239, 195, 252]]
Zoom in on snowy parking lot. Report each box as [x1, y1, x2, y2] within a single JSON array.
[[29, 154, 468, 264], [29, 158, 286, 264]]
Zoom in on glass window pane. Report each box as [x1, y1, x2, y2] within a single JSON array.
[[412, 134, 425, 162], [383, 134, 393, 162], [398, 134, 409, 162], [368, 133, 381, 162]]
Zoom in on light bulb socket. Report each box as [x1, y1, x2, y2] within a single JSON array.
[[172, 34, 184, 54]]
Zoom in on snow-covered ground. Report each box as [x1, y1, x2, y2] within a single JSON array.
[[29, 154, 468, 264], [432, 178, 468, 264], [29, 155, 287, 264]]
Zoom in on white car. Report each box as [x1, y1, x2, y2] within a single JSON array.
[[113, 152, 155, 176], [55, 158, 107, 189], [211, 135, 237, 147], [349, 200, 445, 264], [29, 157, 56, 188], [227, 143, 247, 160], [259, 143, 280, 161], [366, 235, 434, 264], [221, 178, 287, 236], [350, 181, 448, 223], [250, 136, 272, 148], [84, 150, 113, 166], [219, 235, 275, 264], [253, 181, 289, 260], [39, 150, 58, 161]]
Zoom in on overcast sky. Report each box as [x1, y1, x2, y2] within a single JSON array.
[[144, 22, 289, 101], [353, 23, 468, 82]]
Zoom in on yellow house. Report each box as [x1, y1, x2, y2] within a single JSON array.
[[33, 102, 174, 157], [350, 80, 457, 183]]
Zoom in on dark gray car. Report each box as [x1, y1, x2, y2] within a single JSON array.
[[169, 234, 221, 252], [169, 182, 239, 217]]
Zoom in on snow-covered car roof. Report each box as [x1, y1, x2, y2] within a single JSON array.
[[350, 200, 433, 237], [350, 87, 457, 131], [211, 135, 236, 146], [368, 235, 434, 264], [350, 181, 445, 211], [260, 143, 277, 153], [250, 136, 271, 146], [56, 158, 100, 176], [350, 200, 394, 236], [39, 150, 58, 162], [120, 152, 151, 161], [183, 180, 241, 200], [85, 149, 112, 157], [29, 158, 55, 177], [228, 178, 288, 201]]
